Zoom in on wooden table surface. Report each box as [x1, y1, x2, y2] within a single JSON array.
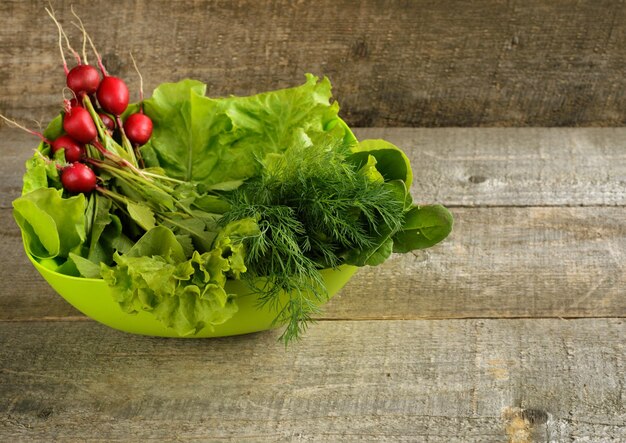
[[1, 127, 624, 442], [2, 1, 625, 441]]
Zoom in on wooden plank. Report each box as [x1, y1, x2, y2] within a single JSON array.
[[3, 127, 626, 209], [1, 1, 626, 127], [354, 127, 626, 207], [0, 319, 624, 441], [327, 205, 626, 320], [3, 206, 625, 322]]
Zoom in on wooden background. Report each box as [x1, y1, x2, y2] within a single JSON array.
[[1, 0, 626, 127], [1, 1, 625, 442]]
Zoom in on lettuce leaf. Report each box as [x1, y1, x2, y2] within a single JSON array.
[[141, 74, 345, 187], [101, 220, 259, 336], [142, 79, 231, 183], [13, 188, 86, 260]]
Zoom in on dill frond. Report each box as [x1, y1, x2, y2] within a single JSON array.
[[220, 136, 406, 344]]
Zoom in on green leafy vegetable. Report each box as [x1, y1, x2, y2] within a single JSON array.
[[22, 153, 49, 194], [126, 201, 157, 231], [349, 139, 414, 187], [220, 137, 406, 343], [13, 188, 86, 260], [101, 223, 257, 335], [69, 252, 102, 278], [393, 205, 454, 252], [142, 75, 346, 187], [142, 79, 230, 183]]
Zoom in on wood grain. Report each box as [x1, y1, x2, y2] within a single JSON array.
[[3, 127, 626, 209], [3, 205, 625, 322], [0, 319, 624, 442], [354, 127, 626, 207], [1, 0, 626, 127]]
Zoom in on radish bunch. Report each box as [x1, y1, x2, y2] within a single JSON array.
[[0, 8, 160, 198], [36, 7, 154, 194]]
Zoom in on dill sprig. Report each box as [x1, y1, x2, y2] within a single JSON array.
[[220, 137, 405, 344]]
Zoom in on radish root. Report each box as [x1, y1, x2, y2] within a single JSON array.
[[70, 5, 89, 65], [77, 20, 108, 76], [45, 6, 69, 75], [129, 52, 145, 104], [45, 4, 81, 66], [0, 114, 50, 143]]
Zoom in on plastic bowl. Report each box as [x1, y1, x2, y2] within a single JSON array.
[[22, 118, 360, 338], [28, 253, 357, 338]]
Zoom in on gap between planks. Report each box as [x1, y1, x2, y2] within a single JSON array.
[[2, 315, 625, 323]]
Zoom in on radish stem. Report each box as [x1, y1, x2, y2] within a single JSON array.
[[81, 96, 107, 142], [141, 171, 186, 184], [115, 115, 139, 165]]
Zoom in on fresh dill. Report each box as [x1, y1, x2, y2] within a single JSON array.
[[220, 137, 406, 344]]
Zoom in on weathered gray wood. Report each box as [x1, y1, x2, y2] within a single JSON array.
[[3, 205, 625, 321], [1, 1, 626, 127], [0, 319, 624, 442], [3, 127, 626, 209], [330, 205, 626, 320], [354, 127, 626, 207]]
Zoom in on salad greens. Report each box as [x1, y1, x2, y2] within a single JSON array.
[[142, 74, 346, 187], [13, 75, 453, 344], [14, 187, 86, 260]]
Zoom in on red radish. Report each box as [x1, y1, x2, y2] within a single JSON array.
[[51, 135, 85, 163], [124, 113, 153, 145], [69, 97, 81, 108], [97, 76, 129, 115], [61, 162, 97, 194], [98, 113, 115, 131], [63, 106, 97, 143], [66, 64, 100, 95]]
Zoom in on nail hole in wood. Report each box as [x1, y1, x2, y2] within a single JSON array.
[[468, 175, 487, 184]]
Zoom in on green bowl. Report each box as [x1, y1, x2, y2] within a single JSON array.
[[22, 118, 359, 338], [28, 252, 358, 337]]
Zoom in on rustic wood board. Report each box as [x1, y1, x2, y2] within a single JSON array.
[[1, 0, 626, 126], [3, 205, 625, 322], [0, 319, 624, 442], [355, 127, 626, 207], [3, 127, 626, 209]]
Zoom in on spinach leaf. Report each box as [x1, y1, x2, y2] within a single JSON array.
[[69, 253, 102, 278], [349, 139, 413, 187], [393, 205, 454, 252], [87, 194, 113, 261]]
